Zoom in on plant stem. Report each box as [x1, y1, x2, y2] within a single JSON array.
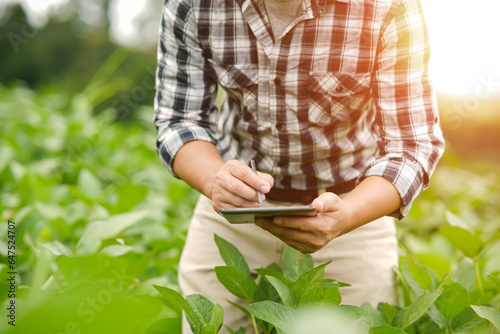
[[447, 319, 454, 334], [474, 257, 484, 297], [251, 314, 259, 334]]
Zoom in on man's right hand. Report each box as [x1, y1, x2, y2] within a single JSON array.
[[211, 159, 273, 212]]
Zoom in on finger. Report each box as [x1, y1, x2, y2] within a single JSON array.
[[312, 192, 342, 213], [226, 160, 271, 193], [213, 185, 262, 209], [255, 219, 321, 253], [255, 218, 313, 243], [271, 215, 314, 232], [257, 172, 274, 193]]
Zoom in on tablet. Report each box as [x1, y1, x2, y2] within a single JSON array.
[[219, 206, 317, 224]]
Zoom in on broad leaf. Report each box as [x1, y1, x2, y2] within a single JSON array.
[[115, 184, 148, 213], [300, 286, 341, 308], [256, 268, 293, 287], [393, 289, 443, 329], [445, 211, 471, 231], [293, 261, 331, 304], [451, 307, 484, 332], [225, 327, 245, 334], [336, 305, 365, 322], [76, 210, 148, 255], [283, 247, 314, 282], [187, 294, 215, 327], [369, 325, 407, 334], [226, 299, 252, 317], [360, 302, 388, 332], [435, 282, 469, 319], [405, 249, 432, 291], [247, 301, 295, 333], [215, 266, 258, 301], [153, 285, 202, 334], [77, 169, 102, 199], [203, 303, 224, 334], [266, 276, 297, 308], [214, 234, 250, 277], [379, 303, 399, 325], [440, 226, 483, 258], [471, 305, 500, 332]]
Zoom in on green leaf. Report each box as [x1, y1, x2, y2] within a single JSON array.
[[336, 305, 365, 322], [77, 169, 102, 199], [450, 307, 484, 332], [435, 282, 469, 319], [405, 249, 432, 291], [100, 245, 133, 257], [440, 226, 483, 258], [203, 303, 224, 334], [266, 275, 297, 308], [471, 305, 500, 332], [215, 266, 258, 301], [392, 289, 443, 329], [187, 294, 215, 327], [360, 302, 388, 332], [445, 211, 471, 231], [226, 299, 252, 318], [369, 325, 408, 334], [214, 234, 250, 277], [256, 268, 293, 287], [225, 326, 245, 334], [76, 210, 148, 255], [293, 261, 331, 304], [153, 285, 202, 334], [379, 303, 399, 325], [300, 286, 341, 308], [283, 247, 314, 282], [247, 301, 295, 333], [115, 184, 148, 213]]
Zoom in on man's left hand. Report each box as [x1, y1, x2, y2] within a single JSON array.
[[255, 192, 353, 254]]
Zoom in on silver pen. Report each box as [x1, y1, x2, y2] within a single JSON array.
[[250, 159, 263, 205]]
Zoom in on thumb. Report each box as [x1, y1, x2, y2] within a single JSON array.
[[312, 192, 342, 213]]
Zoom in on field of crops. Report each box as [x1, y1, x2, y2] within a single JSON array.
[[1, 84, 499, 333]]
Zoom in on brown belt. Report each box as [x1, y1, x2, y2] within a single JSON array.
[[266, 179, 357, 204]]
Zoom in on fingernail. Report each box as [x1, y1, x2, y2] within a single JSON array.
[[260, 183, 271, 193], [274, 218, 282, 225]]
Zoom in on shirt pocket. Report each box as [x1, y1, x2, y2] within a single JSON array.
[[307, 72, 371, 126]]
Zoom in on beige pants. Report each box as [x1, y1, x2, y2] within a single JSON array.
[[178, 195, 398, 333]]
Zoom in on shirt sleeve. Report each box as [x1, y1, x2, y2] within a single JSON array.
[[154, 0, 219, 177], [357, 0, 445, 219]]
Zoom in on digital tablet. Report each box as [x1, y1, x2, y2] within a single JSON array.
[[219, 206, 317, 224]]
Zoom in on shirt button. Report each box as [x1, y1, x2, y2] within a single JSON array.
[[335, 85, 344, 93], [274, 77, 282, 86]]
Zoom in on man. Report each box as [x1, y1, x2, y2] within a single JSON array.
[[154, 0, 445, 331]]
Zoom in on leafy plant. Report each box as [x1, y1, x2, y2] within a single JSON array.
[[154, 234, 500, 333]]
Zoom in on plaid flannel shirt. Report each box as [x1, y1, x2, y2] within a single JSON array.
[[154, 0, 445, 218]]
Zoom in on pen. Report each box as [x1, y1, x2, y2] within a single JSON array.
[[250, 159, 263, 205]]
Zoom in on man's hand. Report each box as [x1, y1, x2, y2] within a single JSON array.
[[254, 176, 402, 254], [211, 159, 274, 212], [255, 192, 352, 254]]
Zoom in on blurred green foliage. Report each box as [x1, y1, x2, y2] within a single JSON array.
[[0, 84, 198, 333]]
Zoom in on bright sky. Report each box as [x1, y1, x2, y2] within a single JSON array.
[[420, 0, 500, 95], [6, 0, 500, 96]]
